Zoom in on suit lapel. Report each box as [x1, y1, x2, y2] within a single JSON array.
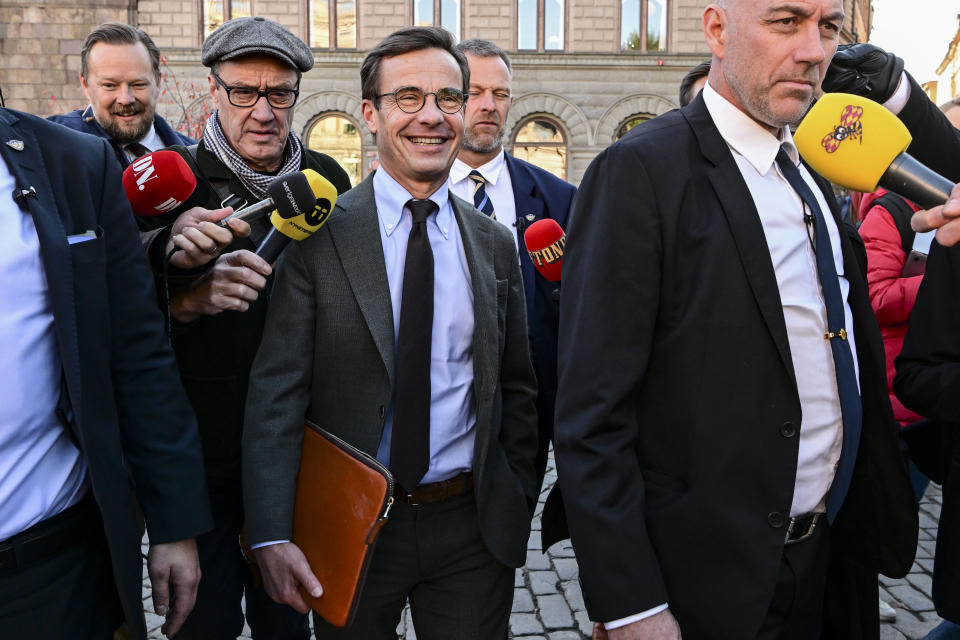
[[327, 175, 396, 384], [0, 110, 84, 427], [505, 154, 543, 309], [451, 195, 495, 398], [682, 99, 797, 387]]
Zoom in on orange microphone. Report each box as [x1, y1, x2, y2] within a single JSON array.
[[794, 92, 954, 208], [523, 219, 565, 282]]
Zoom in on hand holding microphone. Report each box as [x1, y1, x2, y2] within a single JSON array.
[[166, 206, 250, 269], [794, 92, 960, 245]]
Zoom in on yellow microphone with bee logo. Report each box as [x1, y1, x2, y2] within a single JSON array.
[[794, 92, 955, 208], [256, 169, 338, 262]]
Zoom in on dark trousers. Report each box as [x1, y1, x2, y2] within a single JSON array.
[[0, 496, 121, 640], [756, 520, 831, 640], [175, 480, 309, 640], [313, 492, 513, 640]]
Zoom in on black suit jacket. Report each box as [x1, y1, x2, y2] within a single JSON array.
[[892, 72, 960, 623], [0, 108, 212, 640], [504, 154, 576, 474], [552, 95, 917, 637]]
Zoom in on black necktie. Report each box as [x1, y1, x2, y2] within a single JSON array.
[[390, 199, 438, 491], [775, 147, 862, 522], [125, 142, 151, 159], [468, 170, 496, 219]]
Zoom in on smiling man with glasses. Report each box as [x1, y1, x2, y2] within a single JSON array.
[[242, 26, 539, 640], [130, 16, 352, 640]]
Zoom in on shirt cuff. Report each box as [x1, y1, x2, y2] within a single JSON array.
[[604, 604, 670, 630], [250, 539, 290, 550], [882, 72, 910, 115]]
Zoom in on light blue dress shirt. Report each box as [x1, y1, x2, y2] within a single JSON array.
[[372, 168, 477, 485], [0, 155, 88, 541]]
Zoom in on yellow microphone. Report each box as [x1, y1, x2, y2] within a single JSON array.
[[795, 92, 955, 208], [256, 169, 338, 262]]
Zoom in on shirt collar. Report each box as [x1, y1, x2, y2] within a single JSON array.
[[701, 82, 799, 175], [449, 148, 506, 186], [373, 167, 453, 240]]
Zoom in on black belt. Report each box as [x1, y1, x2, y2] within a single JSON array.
[[393, 472, 473, 505], [0, 493, 97, 576], [784, 512, 822, 545]]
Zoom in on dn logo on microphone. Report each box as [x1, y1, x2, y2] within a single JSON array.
[[306, 198, 332, 226], [528, 236, 566, 268], [821, 105, 863, 153], [130, 154, 159, 191]]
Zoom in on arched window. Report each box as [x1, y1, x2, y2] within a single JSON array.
[[621, 0, 668, 52], [203, 1, 251, 38], [517, 0, 564, 51], [310, 0, 357, 49], [512, 117, 566, 180], [413, 0, 461, 41], [616, 114, 652, 139], [307, 114, 363, 187]]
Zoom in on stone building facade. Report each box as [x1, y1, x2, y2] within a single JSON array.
[[0, 0, 871, 185]]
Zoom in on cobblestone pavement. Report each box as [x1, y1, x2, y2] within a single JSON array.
[[143, 460, 946, 640]]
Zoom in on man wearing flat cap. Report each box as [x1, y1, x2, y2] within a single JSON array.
[[134, 15, 352, 640]]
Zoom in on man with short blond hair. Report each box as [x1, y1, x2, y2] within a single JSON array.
[[48, 22, 194, 167]]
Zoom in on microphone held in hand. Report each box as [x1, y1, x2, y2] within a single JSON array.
[[794, 92, 955, 209], [255, 169, 338, 263], [523, 218, 565, 282], [122, 150, 201, 217]]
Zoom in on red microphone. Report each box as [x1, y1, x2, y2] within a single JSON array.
[[523, 218, 565, 282], [122, 150, 198, 217]]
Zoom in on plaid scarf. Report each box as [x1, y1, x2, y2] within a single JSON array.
[[202, 112, 303, 200]]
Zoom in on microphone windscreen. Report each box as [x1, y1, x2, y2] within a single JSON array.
[[794, 92, 912, 192], [524, 218, 565, 282], [122, 150, 198, 217], [265, 169, 338, 242]]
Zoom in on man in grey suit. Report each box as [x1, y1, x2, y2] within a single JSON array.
[[242, 26, 539, 639]]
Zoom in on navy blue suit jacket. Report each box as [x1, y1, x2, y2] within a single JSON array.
[[48, 106, 194, 169], [0, 108, 211, 639], [504, 153, 576, 440]]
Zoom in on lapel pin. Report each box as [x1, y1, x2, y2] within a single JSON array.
[[525, 214, 536, 222], [6, 139, 24, 151]]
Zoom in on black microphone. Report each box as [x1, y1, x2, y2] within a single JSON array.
[[254, 169, 339, 263]]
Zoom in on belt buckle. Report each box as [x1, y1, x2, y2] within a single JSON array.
[[784, 513, 821, 545]]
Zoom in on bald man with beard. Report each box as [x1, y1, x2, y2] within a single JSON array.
[[552, 1, 918, 638]]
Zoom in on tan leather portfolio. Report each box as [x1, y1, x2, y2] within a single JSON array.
[[292, 420, 394, 627]]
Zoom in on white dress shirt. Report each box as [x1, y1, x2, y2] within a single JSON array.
[[607, 84, 859, 630], [0, 155, 88, 542], [449, 150, 519, 251]]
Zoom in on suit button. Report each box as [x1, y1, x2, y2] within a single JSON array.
[[378, 405, 386, 419], [767, 512, 785, 528], [780, 421, 797, 438]]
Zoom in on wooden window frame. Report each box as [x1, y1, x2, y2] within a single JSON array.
[[616, 0, 671, 53], [200, 0, 254, 42], [411, 0, 463, 41], [516, 0, 565, 52], [307, 0, 358, 50]]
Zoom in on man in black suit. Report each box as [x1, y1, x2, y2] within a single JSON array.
[[448, 38, 576, 493], [242, 27, 538, 639], [0, 108, 211, 639], [553, 1, 917, 638]]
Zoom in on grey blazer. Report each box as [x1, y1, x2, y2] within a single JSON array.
[[242, 174, 539, 568]]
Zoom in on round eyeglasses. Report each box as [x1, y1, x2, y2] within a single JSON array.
[[375, 87, 467, 114], [212, 72, 299, 109]]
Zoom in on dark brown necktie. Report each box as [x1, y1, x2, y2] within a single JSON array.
[[125, 142, 151, 159], [390, 198, 438, 491]]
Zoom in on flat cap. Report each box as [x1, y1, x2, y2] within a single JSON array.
[[201, 16, 313, 72]]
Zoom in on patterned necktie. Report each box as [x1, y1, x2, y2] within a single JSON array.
[[468, 170, 496, 219], [125, 142, 151, 159], [390, 198, 438, 492], [775, 147, 862, 523]]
